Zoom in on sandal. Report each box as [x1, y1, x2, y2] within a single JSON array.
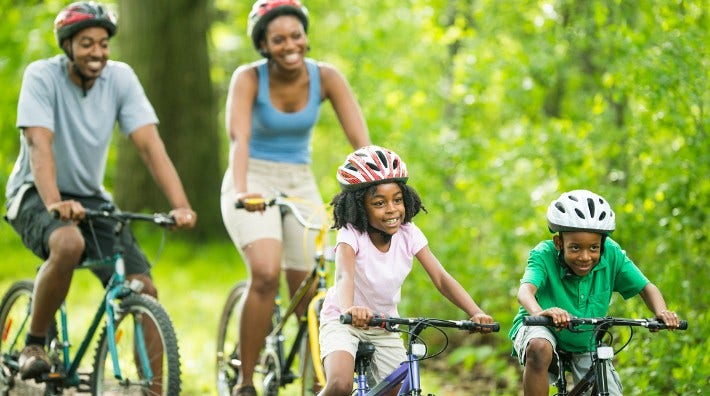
[[232, 385, 257, 396]]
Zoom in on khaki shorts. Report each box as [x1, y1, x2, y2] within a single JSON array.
[[220, 158, 327, 271], [513, 325, 623, 396], [319, 320, 407, 386]]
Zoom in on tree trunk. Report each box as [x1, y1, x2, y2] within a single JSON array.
[[115, 0, 222, 239]]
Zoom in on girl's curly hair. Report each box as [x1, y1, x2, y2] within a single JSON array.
[[330, 181, 426, 232]]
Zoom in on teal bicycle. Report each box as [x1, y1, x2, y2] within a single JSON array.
[[0, 204, 181, 395]]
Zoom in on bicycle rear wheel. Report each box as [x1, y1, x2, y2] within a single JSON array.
[[0, 280, 34, 396], [91, 293, 181, 395]]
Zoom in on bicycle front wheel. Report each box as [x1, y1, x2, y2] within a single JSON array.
[[216, 281, 247, 396], [0, 280, 34, 396], [91, 293, 181, 395], [216, 281, 280, 396]]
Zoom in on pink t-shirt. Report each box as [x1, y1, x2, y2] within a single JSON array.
[[319, 222, 428, 323]]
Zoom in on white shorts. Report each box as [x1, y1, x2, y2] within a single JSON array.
[[319, 320, 407, 386], [513, 325, 623, 396], [220, 158, 327, 271]]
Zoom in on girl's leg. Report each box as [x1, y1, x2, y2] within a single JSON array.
[[319, 351, 355, 396]]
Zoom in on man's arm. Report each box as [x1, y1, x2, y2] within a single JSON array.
[[129, 124, 196, 228], [25, 127, 84, 221]]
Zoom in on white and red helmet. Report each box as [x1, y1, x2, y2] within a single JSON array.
[[337, 146, 409, 191], [547, 190, 616, 234]]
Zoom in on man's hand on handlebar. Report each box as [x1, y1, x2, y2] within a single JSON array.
[[47, 200, 85, 222]]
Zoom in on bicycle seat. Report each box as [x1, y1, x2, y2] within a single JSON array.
[[355, 342, 376, 367]]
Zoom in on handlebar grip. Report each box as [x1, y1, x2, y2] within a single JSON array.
[[234, 198, 268, 209], [490, 322, 501, 332], [340, 313, 353, 324], [523, 316, 555, 326], [678, 320, 688, 330]]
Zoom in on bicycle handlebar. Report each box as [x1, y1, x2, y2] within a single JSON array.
[[523, 315, 688, 331], [235, 195, 327, 232], [340, 313, 500, 333], [52, 204, 176, 227]]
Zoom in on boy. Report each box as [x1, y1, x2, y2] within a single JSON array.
[[509, 189, 680, 396]]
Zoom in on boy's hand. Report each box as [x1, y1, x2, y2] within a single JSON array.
[[345, 306, 373, 329], [538, 307, 571, 330], [470, 312, 495, 333], [655, 309, 680, 331]]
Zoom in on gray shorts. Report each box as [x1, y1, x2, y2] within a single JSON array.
[[220, 158, 327, 271], [5, 186, 152, 285], [513, 325, 623, 396], [319, 320, 407, 386]]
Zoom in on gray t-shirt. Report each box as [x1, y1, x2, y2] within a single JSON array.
[[6, 54, 158, 201]]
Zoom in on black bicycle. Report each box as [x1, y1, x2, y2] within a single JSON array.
[[523, 315, 688, 396], [0, 204, 181, 395], [216, 194, 332, 396]]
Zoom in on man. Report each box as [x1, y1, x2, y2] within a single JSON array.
[[4, 1, 197, 379]]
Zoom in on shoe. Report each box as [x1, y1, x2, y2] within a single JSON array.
[[18, 344, 50, 380], [232, 385, 257, 396]]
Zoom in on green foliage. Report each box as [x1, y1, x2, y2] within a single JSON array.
[[1, 0, 707, 393]]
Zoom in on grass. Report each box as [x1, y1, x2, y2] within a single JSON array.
[[0, 222, 480, 395]]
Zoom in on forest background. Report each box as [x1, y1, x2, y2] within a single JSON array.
[[0, 0, 707, 395]]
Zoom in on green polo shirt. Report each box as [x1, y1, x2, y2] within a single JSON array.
[[508, 237, 649, 353]]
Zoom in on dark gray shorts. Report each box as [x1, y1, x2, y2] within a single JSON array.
[[5, 186, 152, 285]]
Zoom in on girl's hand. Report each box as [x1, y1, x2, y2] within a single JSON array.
[[345, 306, 373, 329], [235, 192, 265, 212], [470, 312, 495, 333]]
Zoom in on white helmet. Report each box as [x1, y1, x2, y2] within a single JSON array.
[[547, 190, 616, 234]]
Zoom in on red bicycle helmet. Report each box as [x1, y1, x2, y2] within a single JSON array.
[[337, 146, 409, 191], [547, 190, 616, 234], [54, 1, 117, 47], [247, 0, 309, 56]]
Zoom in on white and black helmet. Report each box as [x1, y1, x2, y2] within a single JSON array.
[[547, 190, 616, 234]]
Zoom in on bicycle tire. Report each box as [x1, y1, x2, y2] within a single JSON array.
[[90, 293, 181, 395], [0, 280, 34, 396], [216, 281, 280, 396]]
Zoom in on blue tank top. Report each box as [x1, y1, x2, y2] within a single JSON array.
[[249, 59, 322, 164]]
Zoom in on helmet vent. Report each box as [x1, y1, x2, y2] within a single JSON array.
[[599, 212, 607, 220], [574, 208, 585, 219], [554, 202, 566, 213], [567, 195, 579, 202], [587, 198, 595, 218]]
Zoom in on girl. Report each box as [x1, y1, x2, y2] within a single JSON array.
[[318, 145, 495, 396]]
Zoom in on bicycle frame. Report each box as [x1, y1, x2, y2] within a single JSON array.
[[53, 253, 146, 387], [222, 194, 332, 394], [346, 315, 500, 396], [263, 197, 332, 389]]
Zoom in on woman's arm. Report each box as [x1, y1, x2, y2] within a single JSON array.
[[226, 65, 261, 208], [319, 63, 370, 149]]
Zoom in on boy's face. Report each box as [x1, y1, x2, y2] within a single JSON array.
[[553, 231, 603, 277], [364, 182, 405, 236]]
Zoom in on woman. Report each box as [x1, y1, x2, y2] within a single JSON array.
[[219, 1, 370, 394]]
